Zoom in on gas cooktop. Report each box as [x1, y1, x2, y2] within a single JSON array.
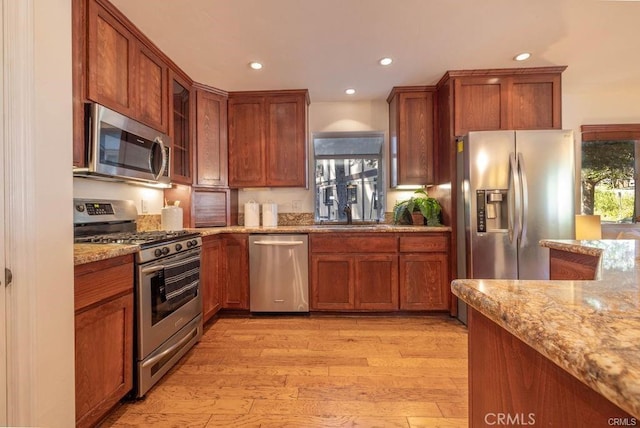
[[74, 230, 199, 247]]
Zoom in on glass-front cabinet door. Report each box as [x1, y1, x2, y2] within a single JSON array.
[[169, 71, 193, 183]]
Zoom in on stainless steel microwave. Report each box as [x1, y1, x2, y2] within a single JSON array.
[[74, 103, 171, 187]]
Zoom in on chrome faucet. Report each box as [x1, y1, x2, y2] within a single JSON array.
[[343, 204, 352, 224]]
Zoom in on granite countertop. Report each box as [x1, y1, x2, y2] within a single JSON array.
[[74, 224, 451, 265], [451, 239, 640, 418], [74, 243, 139, 265], [195, 224, 451, 236]]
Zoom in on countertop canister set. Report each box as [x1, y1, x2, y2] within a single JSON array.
[[245, 200, 278, 228]]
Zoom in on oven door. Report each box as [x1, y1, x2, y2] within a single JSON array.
[[137, 250, 202, 360]]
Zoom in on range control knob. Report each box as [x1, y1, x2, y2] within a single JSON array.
[[186, 240, 194, 248], [161, 247, 170, 255], [191, 239, 198, 247], [175, 243, 183, 251], [154, 248, 163, 257]]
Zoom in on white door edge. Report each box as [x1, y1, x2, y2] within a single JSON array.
[[3, 0, 37, 425], [0, 0, 6, 424]]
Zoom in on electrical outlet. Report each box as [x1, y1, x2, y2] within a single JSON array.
[[292, 200, 301, 212], [141, 199, 148, 213]]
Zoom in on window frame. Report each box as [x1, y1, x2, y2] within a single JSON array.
[[312, 131, 386, 224], [580, 124, 640, 224]]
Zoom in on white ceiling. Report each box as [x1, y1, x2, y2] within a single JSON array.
[[111, 0, 640, 102]]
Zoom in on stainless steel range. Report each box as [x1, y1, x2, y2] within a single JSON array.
[[73, 198, 203, 398]]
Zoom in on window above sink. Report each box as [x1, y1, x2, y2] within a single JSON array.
[[313, 131, 385, 224]]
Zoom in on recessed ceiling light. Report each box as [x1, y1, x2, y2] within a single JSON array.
[[249, 62, 263, 70], [514, 52, 531, 61], [379, 57, 393, 66], [345, 88, 356, 95]]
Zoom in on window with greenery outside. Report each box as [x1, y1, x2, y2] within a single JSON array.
[[581, 139, 637, 223]]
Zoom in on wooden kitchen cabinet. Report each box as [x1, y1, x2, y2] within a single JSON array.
[[221, 234, 249, 309], [134, 43, 168, 132], [201, 235, 223, 322], [162, 185, 238, 228], [549, 248, 600, 280], [228, 90, 309, 188], [439, 67, 565, 138], [398, 234, 450, 311], [310, 234, 399, 311], [468, 307, 634, 426], [74, 254, 134, 428], [86, 0, 168, 133], [510, 73, 562, 130], [168, 69, 194, 184], [86, 0, 135, 118], [195, 85, 228, 187], [387, 86, 437, 187]]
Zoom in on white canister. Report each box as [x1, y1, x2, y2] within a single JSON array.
[[262, 202, 278, 228], [244, 200, 260, 227], [161, 206, 183, 231]]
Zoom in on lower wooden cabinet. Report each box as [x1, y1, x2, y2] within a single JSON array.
[[468, 307, 633, 426], [74, 254, 134, 428], [549, 248, 600, 280], [201, 235, 222, 322], [221, 234, 249, 309], [311, 254, 398, 310], [398, 234, 450, 311], [310, 233, 448, 311], [399, 253, 449, 310]]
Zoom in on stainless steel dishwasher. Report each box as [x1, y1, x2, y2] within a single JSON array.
[[249, 234, 309, 312]]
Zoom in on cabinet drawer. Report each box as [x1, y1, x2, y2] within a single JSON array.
[[311, 234, 397, 253], [75, 255, 134, 312], [399, 235, 448, 253]]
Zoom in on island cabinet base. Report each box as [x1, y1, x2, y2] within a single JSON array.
[[468, 307, 633, 427]]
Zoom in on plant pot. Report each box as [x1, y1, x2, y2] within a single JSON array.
[[411, 212, 425, 226]]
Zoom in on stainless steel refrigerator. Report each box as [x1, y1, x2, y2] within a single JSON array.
[[456, 130, 575, 323]]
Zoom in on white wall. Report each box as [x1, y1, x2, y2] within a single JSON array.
[[562, 77, 640, 213], [74, 178, 165, 214], [31, 0, 75, 425]]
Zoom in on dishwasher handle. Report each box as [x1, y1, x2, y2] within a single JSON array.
[[253, 240, 305, 246]]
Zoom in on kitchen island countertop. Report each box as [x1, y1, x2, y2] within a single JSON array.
[[451, 239, 640, 418]]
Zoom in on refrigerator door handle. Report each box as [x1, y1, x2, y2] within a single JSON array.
[[508, 152, 521, 244], [517, 152, 528, 246]]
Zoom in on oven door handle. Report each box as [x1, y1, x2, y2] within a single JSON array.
[[141, 265, 164, 274], [141, 326, 197, 369]]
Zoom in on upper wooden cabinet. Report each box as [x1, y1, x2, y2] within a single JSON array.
[[387, 86, 437, 187], [439, 67, 565, 137], [195, 85, 228, 187], [86, 0, 135, 117], [85, 0, 168, 133], [168, 70, 194, 184], [228, 90, 309, 188]]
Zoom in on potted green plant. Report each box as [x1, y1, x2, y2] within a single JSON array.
[[393, 189, 442, 226]]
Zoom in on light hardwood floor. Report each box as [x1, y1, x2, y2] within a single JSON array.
[[102, 315, 468, 428]]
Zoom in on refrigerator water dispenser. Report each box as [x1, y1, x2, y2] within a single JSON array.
[[477, 189, 508, 232]]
